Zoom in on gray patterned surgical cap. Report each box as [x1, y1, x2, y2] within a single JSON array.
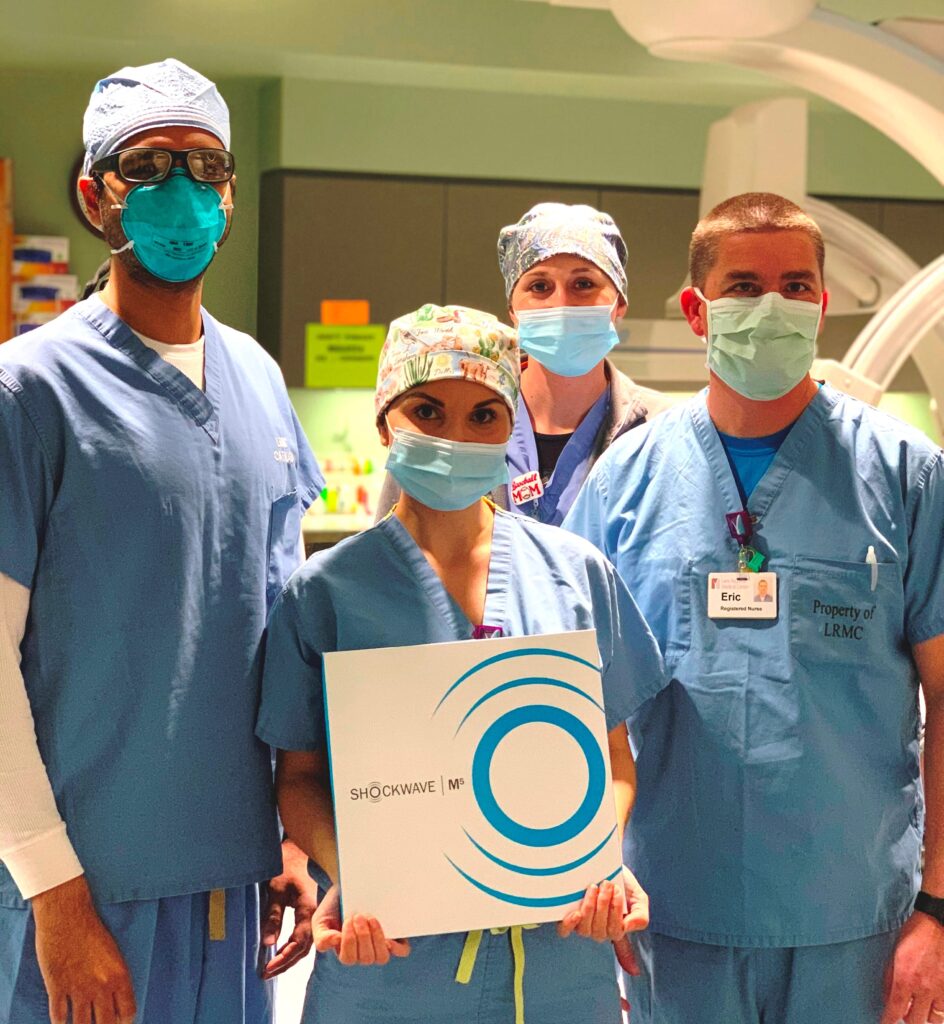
[[83, 58, 230, 174], [497, 202, 628, 302]]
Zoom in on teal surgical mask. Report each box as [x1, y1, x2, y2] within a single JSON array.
[[695, 287, 822, 401], [515, 301, 619, 377], [107, 169, 230, 283], [385, 427, 508, 511]]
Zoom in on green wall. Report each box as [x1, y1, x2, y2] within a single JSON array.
[[269, 77, 942, 201]]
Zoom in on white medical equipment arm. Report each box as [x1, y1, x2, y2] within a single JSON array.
[[607, 5, 944, 187], [824, 256, 944, 421], [802, 198, 944, 423]]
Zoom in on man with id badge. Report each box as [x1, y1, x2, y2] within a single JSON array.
[[566, 193, 944, 1024]]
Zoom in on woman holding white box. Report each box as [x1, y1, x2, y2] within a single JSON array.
[[256, 303, 667, 1023]]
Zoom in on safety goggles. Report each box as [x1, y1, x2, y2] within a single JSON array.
[[91, 147, 236, 184]]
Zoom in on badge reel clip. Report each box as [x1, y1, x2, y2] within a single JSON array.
[[725, 510, 765, 573]]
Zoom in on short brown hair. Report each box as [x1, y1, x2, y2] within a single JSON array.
[[689, 192, 825, 290]]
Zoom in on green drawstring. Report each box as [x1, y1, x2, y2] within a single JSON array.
[[455, 928, 484, 984], [455, 924, 539, 1024]]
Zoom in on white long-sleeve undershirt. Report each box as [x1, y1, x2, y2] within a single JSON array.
[[0, 572, 84, 898]]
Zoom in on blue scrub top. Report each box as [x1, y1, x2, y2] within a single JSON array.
[[565, 387, 944, 947], [505, 389, 608, 526], [257, 507, 665, 753], [0, 297, 323, 905]]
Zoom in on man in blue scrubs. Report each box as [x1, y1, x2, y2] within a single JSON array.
[[0, 60, 322, 1024], [566, 192, 944, 1024]]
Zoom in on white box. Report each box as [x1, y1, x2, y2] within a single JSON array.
[[323, 629, 622, 938]]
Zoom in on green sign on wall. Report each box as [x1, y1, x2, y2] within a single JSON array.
[[304, 324, 386, 389]]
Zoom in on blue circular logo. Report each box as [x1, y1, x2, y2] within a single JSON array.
[[471, 704, 605, 848]]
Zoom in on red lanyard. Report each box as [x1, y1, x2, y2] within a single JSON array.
[[472, 625, 503, 639]]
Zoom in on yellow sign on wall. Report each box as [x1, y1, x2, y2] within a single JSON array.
[[305, 324, 385, 389]]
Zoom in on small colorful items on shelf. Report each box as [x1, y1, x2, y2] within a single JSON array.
[[315, 454, 379, 517], [12, 236, 77, 335]]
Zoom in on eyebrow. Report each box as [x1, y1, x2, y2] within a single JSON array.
[[405, 393, 502, 410], [406, 392, 445, 407], [521, 264, 600, 278], [722, 269, 817, 282]]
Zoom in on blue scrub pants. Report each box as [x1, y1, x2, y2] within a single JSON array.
[[304, 923, 622, 1023], [622, 929, 900, 1024], [0, 884, 272, 1024]]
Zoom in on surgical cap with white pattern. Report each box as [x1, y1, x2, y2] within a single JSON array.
[[82, 58, 230, 174], [497, 202, 628, 302]]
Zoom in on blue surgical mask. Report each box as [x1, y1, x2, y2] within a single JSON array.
[[107, 169, 230, 283], [695, 287, 822, 401], [385, 427, 508, 511], [515, 301, 620, 377]]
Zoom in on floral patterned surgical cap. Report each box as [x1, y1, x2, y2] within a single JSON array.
[[375, 304, 520, 419]]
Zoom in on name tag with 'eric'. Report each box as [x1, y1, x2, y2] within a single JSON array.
[[708, 572, 778, 619]]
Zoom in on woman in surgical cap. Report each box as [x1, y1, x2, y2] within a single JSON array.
[[257, 304, 667, 1024], [498, 202, 672, 524]]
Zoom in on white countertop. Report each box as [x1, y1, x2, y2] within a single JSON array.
[[302, 509, 373, 543]]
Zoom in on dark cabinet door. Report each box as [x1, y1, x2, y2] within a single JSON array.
[[444, 181, 600, 321], [259, 172, 445, 386]]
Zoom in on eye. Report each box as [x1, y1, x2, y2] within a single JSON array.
[[470, 407, 498, 425], [784, 281, 813, 294], [572, 278, 597, 291], [726, 281, 761, 295], [526, 280, 551, 294], [412, 403, 440, 420]]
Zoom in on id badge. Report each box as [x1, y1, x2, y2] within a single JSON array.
[[707, 572, 778, 619]]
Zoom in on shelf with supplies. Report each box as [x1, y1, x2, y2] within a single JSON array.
[[302, 449, 384, 553]]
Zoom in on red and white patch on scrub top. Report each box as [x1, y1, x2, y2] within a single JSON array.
[[511, 470, 544, 505]]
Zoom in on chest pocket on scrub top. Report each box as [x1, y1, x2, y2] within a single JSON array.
[[790, 554, 904, 671], [266, 489, 300, 608]]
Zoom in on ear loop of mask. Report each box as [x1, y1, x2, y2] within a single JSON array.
[[95, 176, 135, 256], [692, 287, 710, 341], [213, 182, 234, 254]]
